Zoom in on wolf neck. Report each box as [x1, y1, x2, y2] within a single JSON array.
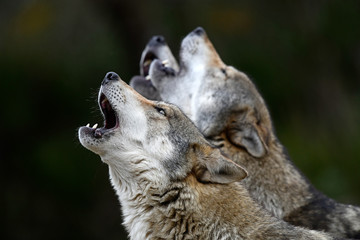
[[108, 167, 154, 240], [108, 167, 198, 240], [108, 166, 262, 239], [109, 167, 332, 239], [257, 141, 316, 217], [220, 136, 315, 219]]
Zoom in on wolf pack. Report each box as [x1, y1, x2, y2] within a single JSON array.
[[78, 27, 360, 239]]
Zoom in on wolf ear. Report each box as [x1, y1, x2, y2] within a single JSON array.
[[227, 123, 267, 158], [195, 146, 248, 184]]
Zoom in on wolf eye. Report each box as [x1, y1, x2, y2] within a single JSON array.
[[155, 106, 166, 116]]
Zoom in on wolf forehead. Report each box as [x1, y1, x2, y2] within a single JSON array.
[[195, 68, 264, 113], [142, 99, 205, 148], [157, 102, 202, 143], [147, 103, 209, 176]]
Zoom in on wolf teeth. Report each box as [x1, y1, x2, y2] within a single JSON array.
[[144, 59, 152, 67], [145, 75, 151, 80], [86, 123, 90, 127], [92, 123, 98, 129], [162, 59, 169, 65]]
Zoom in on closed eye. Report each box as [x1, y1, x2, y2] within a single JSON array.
[[155, 106, 166, 116]]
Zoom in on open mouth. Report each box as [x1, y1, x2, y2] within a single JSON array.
[[99, 93, 118, 129], [84, 93, 119, 139], [142, 51, 158, 77]]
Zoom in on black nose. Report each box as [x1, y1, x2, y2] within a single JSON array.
[[148, 35, 166, 46], [193, 27, 205, 36], [102, 72, 119, 85]]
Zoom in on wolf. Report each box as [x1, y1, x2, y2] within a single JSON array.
[[129, 35, 179, 101], [132, 27, 360, 238], [78, 72, 337, 240]]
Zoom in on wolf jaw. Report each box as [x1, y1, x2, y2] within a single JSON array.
[[138, 27, 360, 238], [80, 89, 119, 142]]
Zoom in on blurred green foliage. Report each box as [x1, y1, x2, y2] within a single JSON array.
[[2, 0, 359, 239]]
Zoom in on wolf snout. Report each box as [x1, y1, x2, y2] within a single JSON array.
[[102, 72, 119, 85], [148, 35, 166, 46], [192, 27, 206, 36]]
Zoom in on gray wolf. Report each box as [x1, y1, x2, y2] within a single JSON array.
[[129, 35, 179, 101], [133, 27, 360, 238], [78, 72, 336, 240]]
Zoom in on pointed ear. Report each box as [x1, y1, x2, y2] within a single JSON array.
[[227, 123, 267, 158], [195, 145, 248, 184]]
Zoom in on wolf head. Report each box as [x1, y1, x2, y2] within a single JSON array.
[[130, 35, 179, 101], [148, 27, 273, 158], [78, 72, 247, 192]]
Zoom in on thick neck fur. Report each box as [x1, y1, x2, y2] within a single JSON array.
[[214, 133, 360, 238], [216, 133, 315, 219], [109, 166, 333, 240]]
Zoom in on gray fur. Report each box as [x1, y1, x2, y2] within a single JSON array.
[[129, 35, 178, 101], [137, 27, 360, 238], [78, 74, 337, 240]]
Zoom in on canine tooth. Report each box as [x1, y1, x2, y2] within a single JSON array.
[[145, 75, 151, 80], [144, 59, 152, 67], [162, 59, 169, 65], [92, 123, 98, 129], [86, 123, 90, 127]]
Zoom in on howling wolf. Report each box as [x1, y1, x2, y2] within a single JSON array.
[[78, 72, 336, 240], [131, 27, 360, 239]]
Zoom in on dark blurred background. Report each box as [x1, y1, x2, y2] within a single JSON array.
[[2, 0, 359, 239]]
